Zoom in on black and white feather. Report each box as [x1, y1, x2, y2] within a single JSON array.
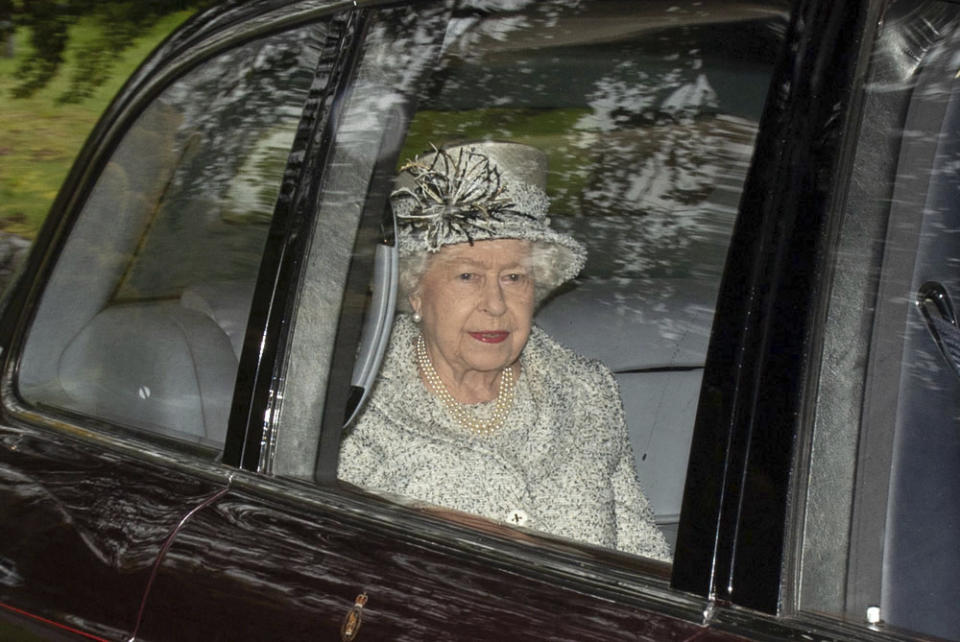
[[391, 146, 532, 250]]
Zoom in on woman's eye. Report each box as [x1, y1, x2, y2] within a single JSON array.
[[504, 273, 526, 282], [458, 273, 474, 281]]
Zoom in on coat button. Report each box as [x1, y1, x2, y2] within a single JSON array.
[[506, 509, 529, 526]]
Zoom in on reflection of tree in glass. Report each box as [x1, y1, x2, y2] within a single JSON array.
[[340, 4, 453, 147], [558, 40, 759, 281], [410, 2, 777, 282], [163, 29, 325, 217], [575, 71, 719, 213], [115, 26, 327, 300]]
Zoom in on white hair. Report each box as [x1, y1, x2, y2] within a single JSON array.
[[396, 240, 570, 312]]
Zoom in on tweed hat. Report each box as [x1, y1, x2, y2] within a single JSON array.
[[391, 141, 587, 286]]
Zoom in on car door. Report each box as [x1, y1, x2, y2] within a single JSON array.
[[128, 1, 800, 640], [793, 1, 960, 640], [0, 4, 333, 639]]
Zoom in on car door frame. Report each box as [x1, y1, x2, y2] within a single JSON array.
[[673, 0, 899, 627]]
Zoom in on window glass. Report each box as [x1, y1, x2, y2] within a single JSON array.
[[320, 0, 785, 560], [804, 2, 960, 640], [17, 24, 326, 448]]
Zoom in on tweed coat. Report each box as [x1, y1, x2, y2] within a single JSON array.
[[338, 315, 671, 561]]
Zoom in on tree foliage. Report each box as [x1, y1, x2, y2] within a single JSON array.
[[3, 0, 218, 103]]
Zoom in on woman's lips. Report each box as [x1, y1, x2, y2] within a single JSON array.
[[469, 331, 509, 344]]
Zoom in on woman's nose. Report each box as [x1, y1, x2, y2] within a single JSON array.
[[481, 279, 507, 315]]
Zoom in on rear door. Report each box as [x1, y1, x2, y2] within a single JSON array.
[[0, 4, 334, 639], [132, 1, 791, 640]]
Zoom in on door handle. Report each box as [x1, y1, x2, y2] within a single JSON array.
[[917, 281, 960, 380], [340, 593, 368, 641]]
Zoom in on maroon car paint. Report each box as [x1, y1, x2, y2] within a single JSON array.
[[134, 486, 747, 641], [0, 423, 227, 640]]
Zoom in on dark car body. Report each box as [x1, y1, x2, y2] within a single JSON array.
[[2, 0, 960, 640]]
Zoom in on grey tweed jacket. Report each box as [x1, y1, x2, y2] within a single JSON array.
[[338, 315, 670, 561]]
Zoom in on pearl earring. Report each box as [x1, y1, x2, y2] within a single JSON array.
[[412, 312, 422, 323]]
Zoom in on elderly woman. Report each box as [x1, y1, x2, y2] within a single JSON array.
[[338, 141, 669, 561]]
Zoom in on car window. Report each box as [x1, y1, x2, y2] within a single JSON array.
[[802, 2, 960, 640], [276, 0, 787, 561], [16, 23, 327, 449]]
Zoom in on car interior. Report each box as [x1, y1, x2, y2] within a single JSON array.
[[387, 8, 782, 548], [17, 33, 314, 447], [15, 4, 784, 556]]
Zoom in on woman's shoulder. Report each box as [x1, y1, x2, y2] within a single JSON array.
[[526, 326, 626, 455], [527, 325, 618, 391]]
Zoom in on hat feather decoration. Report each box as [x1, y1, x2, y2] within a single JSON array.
[[391, 145, 534, 250]]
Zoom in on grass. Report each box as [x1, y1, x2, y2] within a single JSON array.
[[0, 11, 196, 237]]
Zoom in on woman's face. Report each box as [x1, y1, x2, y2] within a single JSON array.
[[411, 239, 535, 378]]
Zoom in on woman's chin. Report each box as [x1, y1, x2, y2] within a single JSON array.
[[461, 350, 515, 374]]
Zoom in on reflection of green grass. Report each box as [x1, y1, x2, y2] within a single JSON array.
[[0, 11, 196, 237], [402, 107, 593, 215]]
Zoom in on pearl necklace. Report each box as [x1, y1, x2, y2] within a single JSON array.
[[416, 334, 515, 435]]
